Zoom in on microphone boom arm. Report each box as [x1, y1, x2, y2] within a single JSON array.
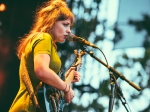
[[83, 48, 141, 91]]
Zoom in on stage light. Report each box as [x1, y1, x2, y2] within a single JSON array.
[[0, 3, 6, 12]]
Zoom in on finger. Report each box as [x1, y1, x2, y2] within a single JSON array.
[[72, 78, 79, 83], [74, 73, 81, 79], [73, 76, 78, 80], [70, 67, 76, 70], [74, 71, 81, 76]]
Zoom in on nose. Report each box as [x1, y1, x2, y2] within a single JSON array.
[[67, 28, 71, 34]]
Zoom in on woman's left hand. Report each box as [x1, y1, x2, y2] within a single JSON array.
[[72, 71, 81, 83], [65, 67, 81, 83]]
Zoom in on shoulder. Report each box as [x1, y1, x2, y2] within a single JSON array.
[[31, 32, 53, 47], [38, 32, 53, 41]]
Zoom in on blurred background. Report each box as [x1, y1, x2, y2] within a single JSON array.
[[0, 0, 150, 112]]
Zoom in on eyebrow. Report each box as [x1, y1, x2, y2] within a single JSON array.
[[64, 21, 71, 26]]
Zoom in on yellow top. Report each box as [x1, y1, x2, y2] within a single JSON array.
[[9, 33, 61, 112]]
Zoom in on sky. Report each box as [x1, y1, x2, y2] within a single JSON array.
[[114, 0, 150, 49]]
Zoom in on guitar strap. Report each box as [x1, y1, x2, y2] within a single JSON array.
[[21, 53, 44, 112]]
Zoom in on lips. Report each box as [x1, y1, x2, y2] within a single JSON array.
[[64, 35, 67, 39]]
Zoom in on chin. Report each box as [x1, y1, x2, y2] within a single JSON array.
[[59, 40, 66, 43]]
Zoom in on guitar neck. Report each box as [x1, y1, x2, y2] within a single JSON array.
[[65, 70, 75, 85], [65, 52, 82, 85]]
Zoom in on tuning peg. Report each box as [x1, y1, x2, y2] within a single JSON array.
[[74, 49, 78, 55]]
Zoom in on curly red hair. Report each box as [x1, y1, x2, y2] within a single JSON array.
[[16, 0, 74, 59]]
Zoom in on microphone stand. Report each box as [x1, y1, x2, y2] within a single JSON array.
[[80, 46, 141, 112], [108, 74, 115, 112], [109, 72, 132, 112]]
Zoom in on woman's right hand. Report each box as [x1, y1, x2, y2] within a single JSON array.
[[63, 84, 74, 103]]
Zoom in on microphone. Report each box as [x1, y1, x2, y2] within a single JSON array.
[[67, 33, 98, 48]]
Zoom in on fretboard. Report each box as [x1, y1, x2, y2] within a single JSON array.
[[65, 70, 75, 85]]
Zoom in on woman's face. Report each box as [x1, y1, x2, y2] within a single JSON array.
[[50, 18, 72, 43]]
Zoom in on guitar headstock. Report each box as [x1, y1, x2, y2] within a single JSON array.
[[71, 49, 85, 71], [65, 49, 85, 84]]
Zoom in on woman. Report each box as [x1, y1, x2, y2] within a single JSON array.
[[9, 0, 81, 112]]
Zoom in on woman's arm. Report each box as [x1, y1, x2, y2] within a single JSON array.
[[34, 53, 74, 103], [34, 53, 66, 90]]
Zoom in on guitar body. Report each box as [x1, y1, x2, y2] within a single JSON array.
[[36, 50, 84, 112], [37, 83, 66, 112]]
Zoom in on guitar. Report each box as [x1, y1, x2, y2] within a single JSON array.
[[36, 50, 85, 112]]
